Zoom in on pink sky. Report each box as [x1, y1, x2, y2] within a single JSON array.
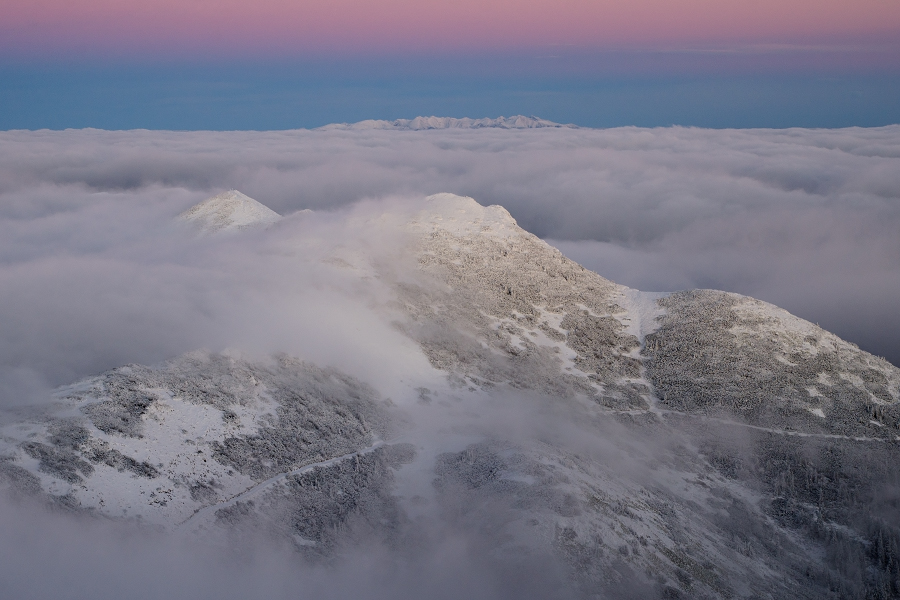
[[3, 0, 900, 58]]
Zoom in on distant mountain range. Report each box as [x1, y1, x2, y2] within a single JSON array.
[[317, 115, 577, 130], [2, 191, 898, 600]]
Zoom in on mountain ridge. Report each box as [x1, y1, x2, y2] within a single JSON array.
[[317, 115, 577, 131], [1, 192, 898, 599]]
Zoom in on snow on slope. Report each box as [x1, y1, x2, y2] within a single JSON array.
[[410, 192, 523, 237], [318, 115, 576, 131], [178, 190, 281, 233], [0, 351, 393, 528], [2, 192, 900, 599]]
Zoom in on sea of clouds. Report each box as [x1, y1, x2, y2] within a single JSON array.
[[1, 124, 898, 386], [0, 123, 898, 599]]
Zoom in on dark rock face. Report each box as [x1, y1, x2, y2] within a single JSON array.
[[215, 444, 416, 558], [82, 440, 159, 479], [83, 393, 156, 438], [21, 441, 94, 484]]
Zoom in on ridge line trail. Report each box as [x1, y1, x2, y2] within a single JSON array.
[[598, 401, 894, 442], [662, 412, 896, 442], [175, 440, 386, 532], [591, 405, 894, 442]]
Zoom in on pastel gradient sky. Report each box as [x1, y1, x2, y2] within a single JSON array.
[[1, 0, 899, 129], [3, 0, 900, 57]]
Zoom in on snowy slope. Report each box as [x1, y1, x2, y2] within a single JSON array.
[[0, 352, 392, 528], [178, 190, 281, 233], [1, 193, 899, 599]]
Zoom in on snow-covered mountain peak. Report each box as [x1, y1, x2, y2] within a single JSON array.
[[178, 190, 281, 234], [318, 115, 576, 131], [408, 193, 521, 239]]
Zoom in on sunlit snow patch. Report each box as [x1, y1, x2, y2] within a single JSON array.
[[178, 190, 281, 234]]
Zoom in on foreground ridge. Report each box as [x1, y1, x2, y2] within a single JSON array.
[[1, 193, 898, 600]]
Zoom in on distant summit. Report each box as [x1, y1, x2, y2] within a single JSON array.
[[317, 115, 576, 131], [178, 190, 281, 234]]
